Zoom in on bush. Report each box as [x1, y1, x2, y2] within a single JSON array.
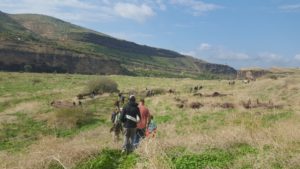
[[32, 78, 42, 85], [268, 75, 278, 80], [86, 77, 119, 94], [151, 88, 166, 95], [54, 108, 94, 129], [24, 64, 32, 72]]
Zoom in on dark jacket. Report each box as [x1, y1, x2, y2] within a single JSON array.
[[121, 101, 141, 128]]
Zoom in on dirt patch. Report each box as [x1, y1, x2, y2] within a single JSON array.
[[241, 99, 283, 109], [50, 100, 76, 108]]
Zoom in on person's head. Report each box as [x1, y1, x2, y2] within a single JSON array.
[[129, 95, 136, 102], [150, 115, 154, 120], [140, 99, 145, 105]]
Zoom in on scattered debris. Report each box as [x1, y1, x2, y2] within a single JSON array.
[[51, 100, 76, 108], [211, 92, 227, 97], [176, 104, 184, 109], [243, 79, 250, 84], [189, 102, 204, 109], [228, 81, 235, 85], [190, 85, 203, 93], [193, 93, 203, 96], [193, 92, 229, 97], [213, 102, 235, 109], [241, 99, 283, 109], [168, 89, 176, 94], [144, 88, 167, 97], [174, 97, 188, 108], [77, 91, 99, 100]]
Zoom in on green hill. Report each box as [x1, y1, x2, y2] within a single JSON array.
[[0, 11, 237, 78]]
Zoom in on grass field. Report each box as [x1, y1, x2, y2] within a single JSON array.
[[0, 71, 299, 169]]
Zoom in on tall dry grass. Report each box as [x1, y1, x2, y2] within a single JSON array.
[[0, 71, 299, 168]]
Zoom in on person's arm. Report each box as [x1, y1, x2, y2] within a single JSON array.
[[146, 110, 151, 128], [120, 107, 126, 123], [137, 108, 141, 120]]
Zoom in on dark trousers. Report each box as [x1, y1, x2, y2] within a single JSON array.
[[123, 128, 137, 152], [134, 128, 146, 147]]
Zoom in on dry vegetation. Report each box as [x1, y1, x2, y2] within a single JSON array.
[[0, 70, 299, 169]]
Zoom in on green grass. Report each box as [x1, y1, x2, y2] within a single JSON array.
[[156, 115, 173, 124], [0, 72, 300, 168], [0, 113, 51, 151], [262, 111, 293, 127], [0, 106, 107, 151], [169, 143, 258, 169], [75, 149, 138, 169]]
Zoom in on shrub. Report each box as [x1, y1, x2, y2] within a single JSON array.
[[151, 88, 166, 95], [268, 75, 278, 80], [32, 78, 42, 85], [86, 77, 119, 94], [53, 107, 94, 129], [24, 64, 32, 72]]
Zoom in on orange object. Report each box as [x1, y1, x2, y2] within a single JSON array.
[[146, 128, 156, 138]]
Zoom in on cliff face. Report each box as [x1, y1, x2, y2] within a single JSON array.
[[0, 49, 125, 74], [237, 69, 270, 79], [194, 61, 237, 75], [0, 11, 237, 78]]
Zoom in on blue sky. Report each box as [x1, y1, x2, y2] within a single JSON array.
[[0, 0, 300, 68]]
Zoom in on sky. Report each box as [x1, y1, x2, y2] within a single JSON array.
[[0, 0, 300, 69]]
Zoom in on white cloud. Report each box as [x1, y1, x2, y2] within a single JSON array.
[[0, 0, 159, 23], [156, 0, 167, 10], [258, 52, 283, 61], [170, 0, 221, 15], [181, 43, 300, 68], [199, 43, 211, 51], [295, 54, 300, 61], [113, 3, 155, 22], [192, 44, 250, 61], [279, 4, 300, 11]]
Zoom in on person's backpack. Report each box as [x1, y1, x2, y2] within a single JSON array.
[[114, 113, 121, 124]]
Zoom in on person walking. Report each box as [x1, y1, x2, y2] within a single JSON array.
[[146, 115, 157, 138], [134, 99, 150, 147], [120, 95, 141, 153], [110, 107, 123, 141]]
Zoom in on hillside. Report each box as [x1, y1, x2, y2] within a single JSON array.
[[0, 11, 237, 78], [0, 71, 299, 168]]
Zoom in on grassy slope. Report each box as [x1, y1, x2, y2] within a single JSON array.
[[1, 12, 235, 78], [0, 70, 299, 169]]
